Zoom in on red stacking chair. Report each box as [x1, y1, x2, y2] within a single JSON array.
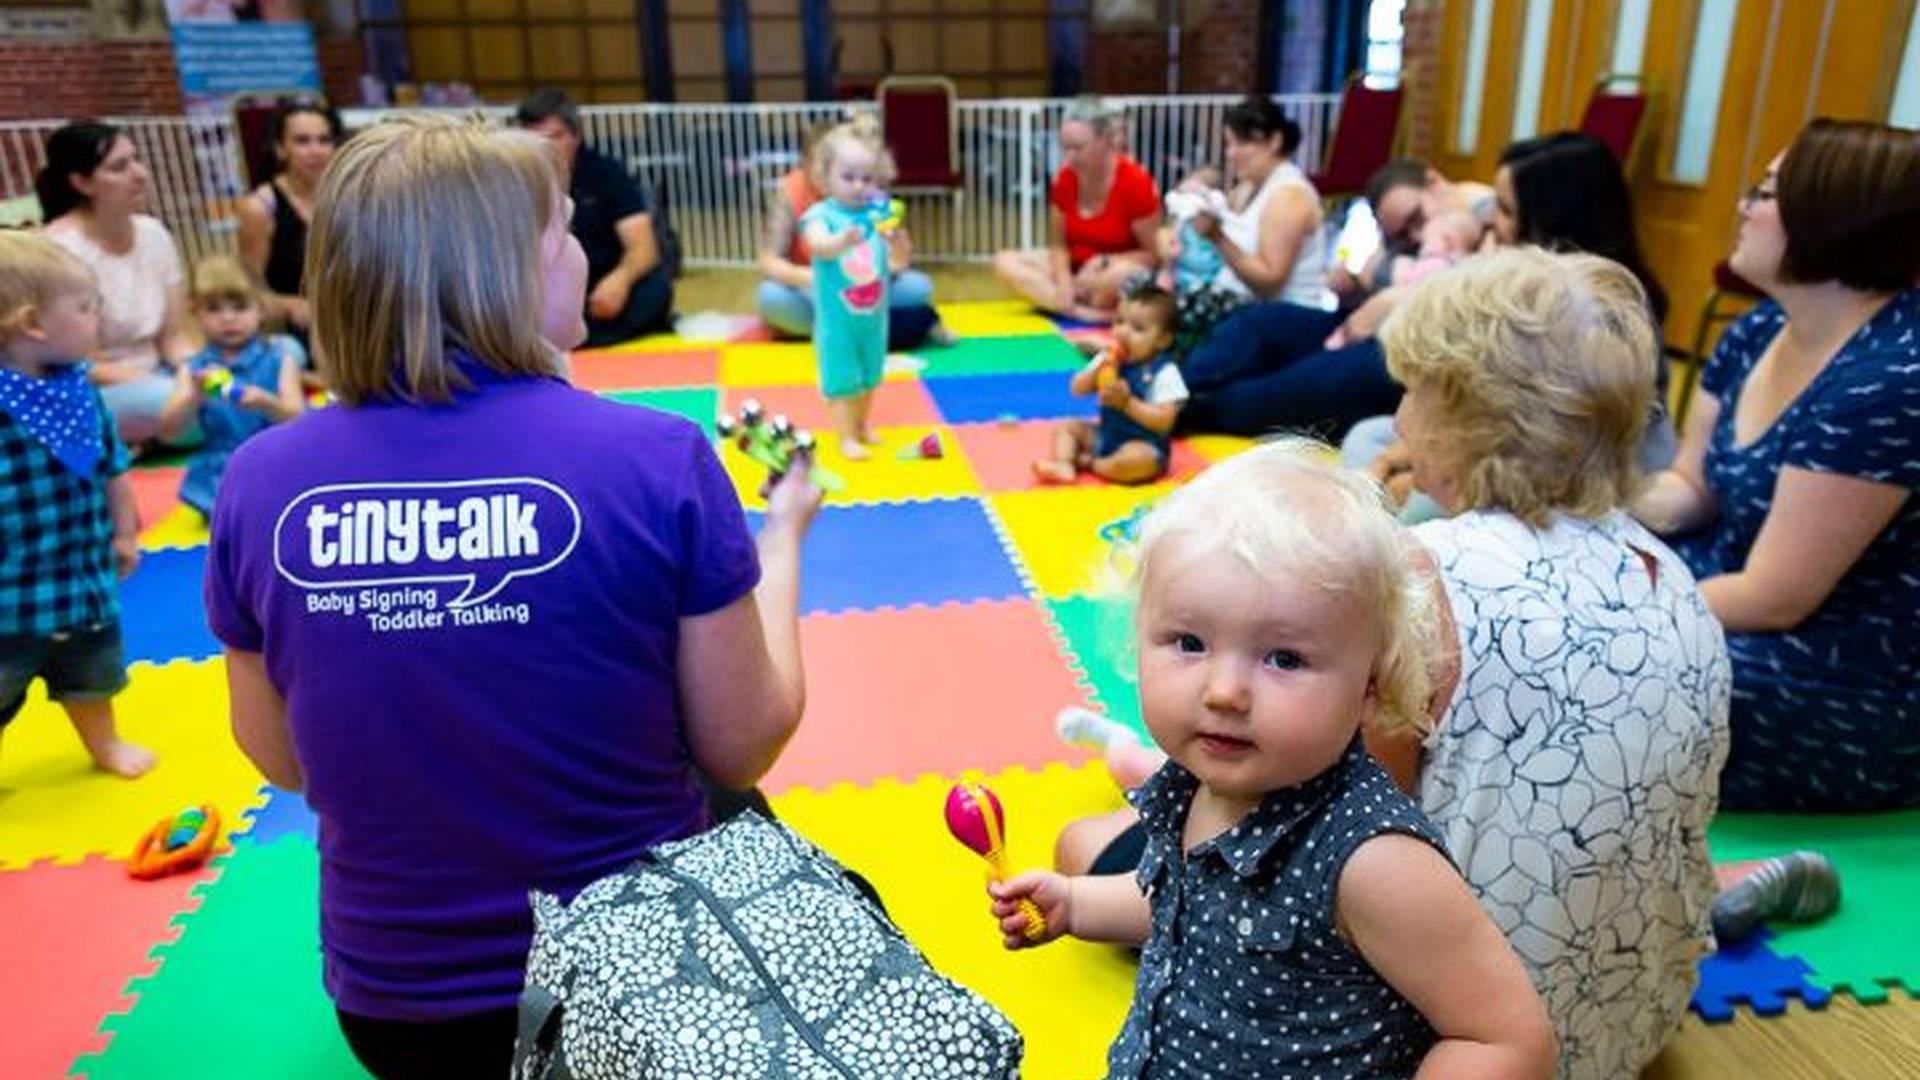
[[1309, 75, 1404, 201], [1676, 260, 1765, 426], [1578, 74, 1650, 167], [878, 76, 961, 191]]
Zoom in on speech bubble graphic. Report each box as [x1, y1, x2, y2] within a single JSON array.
[[272, 477, 582, 609]]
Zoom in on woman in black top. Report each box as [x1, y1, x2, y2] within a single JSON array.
[[236, 104, 342, 344]]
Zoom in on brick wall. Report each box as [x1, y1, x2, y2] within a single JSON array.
[[1088, 0, 1264, 95], [1180, 0, 1261, 93], [0, 38, 180, 120], [1401, 0, 1441, 160], [318, 37, 368, 108], [0, 34, 366, 123]]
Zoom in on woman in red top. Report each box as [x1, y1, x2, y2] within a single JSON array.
[[992, 97, 1161, 323]]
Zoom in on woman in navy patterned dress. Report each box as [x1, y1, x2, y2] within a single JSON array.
[[1635, 119, 1920, 812]]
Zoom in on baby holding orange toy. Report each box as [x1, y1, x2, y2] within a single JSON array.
[[1030, 284, 1188, 485]]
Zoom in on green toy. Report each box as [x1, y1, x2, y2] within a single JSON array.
[[716, 400, 847, 494]]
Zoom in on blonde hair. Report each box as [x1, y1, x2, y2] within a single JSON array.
[[1063, 95, 1125, 139], [305, 114, 563, 406], [189, 254, 263, 308], [1131, 438, 1438, 738], [1380, 246, 1655, 527], [809, 114, 895, 192], [0, 231, 94, 342]]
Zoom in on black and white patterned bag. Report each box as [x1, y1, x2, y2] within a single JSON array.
[[512, 811, 1024, 1079]]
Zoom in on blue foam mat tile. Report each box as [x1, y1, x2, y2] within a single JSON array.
[[1046, 311, 1108, 331], [748, 498, 1027, 615], [1691, 929, 1833, 1022], [119, 545, 221, 664], [923, 371, 1098, 424], [235, 785, 319, 846]]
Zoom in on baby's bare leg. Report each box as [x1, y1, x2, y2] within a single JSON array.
[[1090, 440, 1166, 485], [1033, 420, 1094, 483], [65, 698, 155, 778]]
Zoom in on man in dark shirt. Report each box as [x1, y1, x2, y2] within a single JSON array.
[[515, 88, 678, 347]]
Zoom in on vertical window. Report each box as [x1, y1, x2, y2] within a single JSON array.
[[1610, 0, 1651, 76], [1510, 0, 1555, 139], [1891, 1, 1920, 128], [1453, 0, 1496, 154], [1365, 0, 1407, 85], [1670, 0, 1738, 183]]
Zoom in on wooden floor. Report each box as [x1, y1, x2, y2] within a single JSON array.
[[673, 264, 1920, 1080]]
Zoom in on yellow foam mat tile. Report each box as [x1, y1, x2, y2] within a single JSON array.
[[719, 341, 918, 388], [988, 484, 1174, 599], [772, 761, 1137, 1080], [720, 424, 985, 509], [138, 503, 210, 551], [1183, 434, 1261, 463], [0, 657, 267, 869], [936, 301, 1062, 339]]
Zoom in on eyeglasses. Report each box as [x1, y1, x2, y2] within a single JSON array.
[[1740, 183, 1778, 206]]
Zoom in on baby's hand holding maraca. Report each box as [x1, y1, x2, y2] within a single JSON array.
[[988, 871, 1071, 950]]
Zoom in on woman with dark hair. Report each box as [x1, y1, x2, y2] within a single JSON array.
[[1179, 132, 1669, 447], [1167, 96, 1332, 353], [1634, 119, 1920, 812], [39, 121, 197, 447], [235, 102, 343, 342]]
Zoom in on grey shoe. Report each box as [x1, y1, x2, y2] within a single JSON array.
[[1711, 851, 1841, 942]]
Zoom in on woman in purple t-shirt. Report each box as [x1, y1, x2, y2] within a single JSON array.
[[204, 116, 821, 1079]]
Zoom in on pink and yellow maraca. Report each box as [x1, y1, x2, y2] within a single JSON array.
[[945, 780, 1048, 940]]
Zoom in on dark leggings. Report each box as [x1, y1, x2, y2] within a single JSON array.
[[584, 270, 676, 347], [337, 1007, 519, 1080], [1176, 302, 1404, 440], [334, 777, 882, 1079]]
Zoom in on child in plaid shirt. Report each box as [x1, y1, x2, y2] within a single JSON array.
[[0, 232, 151, 776]]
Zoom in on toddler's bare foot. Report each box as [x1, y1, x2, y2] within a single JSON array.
[[858, 428, 883, 447], [1031, 460, 1077, 484], [840, 437, 872, 461], [90, 739, 157, 779]]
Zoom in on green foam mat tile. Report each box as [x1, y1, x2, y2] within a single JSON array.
[[1046, 594, 1144, 742], [605, 386, 721, 436], [1708, 810, 1920, 1004], [75, 838, 369, 1079], [909, 334, 1088, 379]]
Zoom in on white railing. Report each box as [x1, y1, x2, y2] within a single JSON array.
[[2, 94, 1341, 269], [1, 115, 247, 268]]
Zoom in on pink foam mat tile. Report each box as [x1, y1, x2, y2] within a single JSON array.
[[949, 420, 1210, 492], [0, 857, 212, 1080], [762, 598, 1095, 793]]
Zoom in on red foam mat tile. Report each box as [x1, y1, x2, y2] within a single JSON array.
[[569, 349, 719, 391], [721, 379, 942, 433], [949, 419, 1209, 492]]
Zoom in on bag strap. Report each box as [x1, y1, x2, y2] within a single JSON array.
[[512, 984, 566, 1079]]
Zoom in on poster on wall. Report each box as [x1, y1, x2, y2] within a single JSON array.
[[167, 2, 321, 116]]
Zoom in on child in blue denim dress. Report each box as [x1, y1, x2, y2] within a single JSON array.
[[1032, 285, 1187, 486], [0, 232, 152, 777], [799, 118, 893, 460], [158, 256, 305, 516], [990, 442, 1558, 1079]]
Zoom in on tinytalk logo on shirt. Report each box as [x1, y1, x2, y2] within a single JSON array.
[[272, 478, 581, 633]]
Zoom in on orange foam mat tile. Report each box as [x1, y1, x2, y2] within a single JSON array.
[[569, 347, 718, 391], [771, 761, 1138, 1080], [762, 598, 1097, 794], [0, 857, 212, 1080]]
